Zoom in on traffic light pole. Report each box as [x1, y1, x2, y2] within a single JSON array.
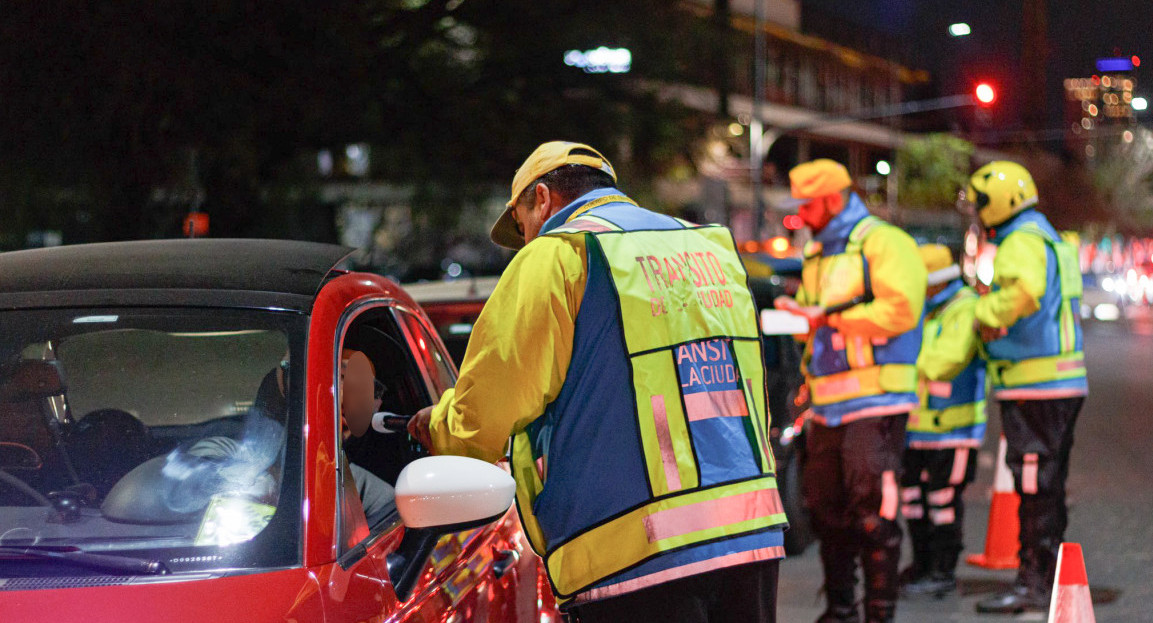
[[750, 92, 984, 239]]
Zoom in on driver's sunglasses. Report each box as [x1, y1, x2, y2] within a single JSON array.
[[373, 378, 387, 401]]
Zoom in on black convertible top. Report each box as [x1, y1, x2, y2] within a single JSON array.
[[0, 239, 355, 311]]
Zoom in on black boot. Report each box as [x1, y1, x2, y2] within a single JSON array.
[[974, 545, 1053, 613], [905, 527, 961, 598], [816, 587, 860, 623]]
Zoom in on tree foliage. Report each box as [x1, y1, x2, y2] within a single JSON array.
[[0, 0, 712, 247], [895, 133, 974, 210]]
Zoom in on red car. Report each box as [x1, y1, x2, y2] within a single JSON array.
[[0, 240, 557, 622]]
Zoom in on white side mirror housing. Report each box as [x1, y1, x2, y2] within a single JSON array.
[[394, 456, 515, 529]]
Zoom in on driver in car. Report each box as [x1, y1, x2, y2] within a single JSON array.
[[339, 349, 394, 527]]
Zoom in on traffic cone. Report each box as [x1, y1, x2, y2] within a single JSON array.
[[966, 435, 1020, 569], [1048, 543, 1096, 623]]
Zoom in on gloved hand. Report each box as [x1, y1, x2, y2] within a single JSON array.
[[775, 295, 828, 329]]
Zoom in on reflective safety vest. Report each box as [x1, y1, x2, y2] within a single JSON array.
[[800, 215, 922, 426], [985, 213, 1088, 399], [908, 282, 988, 449], [512, 197, 787, 602]]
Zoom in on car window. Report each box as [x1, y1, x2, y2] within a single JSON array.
[[0, 308, 305, 577], [397, 309, 457, 397]]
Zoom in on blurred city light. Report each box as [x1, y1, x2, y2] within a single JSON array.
[[1134, 97, 1149, 111], [728, 122, 744, 136], [769, 236, 790, 256], [975, 83, 996, 106], [875, 160, 891, 176], [783, 214, 804, 230], [948, 23, 971, 37], [1096, 57, 1135, 73], [563, 47, 632, 74]]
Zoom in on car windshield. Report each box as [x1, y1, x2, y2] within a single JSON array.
[[0, 307, 304, 576]]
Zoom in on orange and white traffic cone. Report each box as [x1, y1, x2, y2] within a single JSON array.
[[966, 435, 1020, 569], [1048, 543, 1096, 623]]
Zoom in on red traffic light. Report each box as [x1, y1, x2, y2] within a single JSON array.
[[975, 82, 996, 106], [783, 214, 804, 230]]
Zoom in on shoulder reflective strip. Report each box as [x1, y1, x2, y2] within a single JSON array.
[[561, 217, 617, 233], [545, 476, 786, 597], [569, 194, 638, 220], [927, 487, 956, 506], [575, 545, 785, 603], [880, 470, 898, 520], [642, 488, 784, 543], [928, 381, 953, 399], [649, 395, 683, 492], [683, 389, 748, 422], [1022, 453, 1039, 495], [902, 504, 924, 519], [929, 507, 956, 525], [949, 448, 971, 485]]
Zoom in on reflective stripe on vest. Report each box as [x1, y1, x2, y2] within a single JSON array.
[[989, 225, 1086, 388], [521, 214, 786, 599], [544, 475, 786, 599]]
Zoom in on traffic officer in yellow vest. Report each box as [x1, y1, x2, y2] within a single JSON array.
[[774, 159, 925, 623], [965, 161, 1088, 615], [900, 244, 987, 598], [409, 142, 787, 622]]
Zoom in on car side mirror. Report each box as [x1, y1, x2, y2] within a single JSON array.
[[386, 456, 515, 601]]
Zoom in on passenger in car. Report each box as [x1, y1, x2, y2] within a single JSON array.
[[339, 349, 395, 527]]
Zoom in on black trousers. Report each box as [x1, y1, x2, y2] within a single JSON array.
[[802, 415, 907, 605], [564, 559, 779, 623], [999, 397, 1084, 590], [900, 447, 979, 574]]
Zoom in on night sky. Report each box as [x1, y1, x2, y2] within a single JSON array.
[[801, 0, 1151, 132]]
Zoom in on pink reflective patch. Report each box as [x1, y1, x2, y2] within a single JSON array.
[[928, 487, 955, 506], [1056, 359, 1085, 372], [814, 375, 862, 399], [643, 489, 784, 543], [928, 380, 953, 399], [880, 470, 898, 521], [650, 396, 682, 492], [901, 504, 924, 520], [949, 448, 970, 485], [1022, 453, 1039, 495], [930, 507, 957, 525], [684, 389, 749, 422], [901, 487, 921, 503], [831, 332, 846, 350]]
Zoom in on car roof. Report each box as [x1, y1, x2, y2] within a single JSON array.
[[0, 239, 355, 311], [402, 276, 501, 303]]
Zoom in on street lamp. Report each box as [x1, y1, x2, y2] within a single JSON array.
[[948, 23, 972, 37], [1134, 97, 1149, 112]]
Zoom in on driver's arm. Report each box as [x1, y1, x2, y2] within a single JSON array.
[[428, 236, 586, 463]]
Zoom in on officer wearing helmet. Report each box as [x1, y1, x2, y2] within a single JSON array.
[[774, 159, 925, 623], [965, 161, 1088, 614]]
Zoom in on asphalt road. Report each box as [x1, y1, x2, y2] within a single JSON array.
[[776, 314, 1153, 622]]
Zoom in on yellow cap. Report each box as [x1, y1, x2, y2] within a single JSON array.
[[789, 159, 852, 200], [490, 141, 617, 249], [919, 243, 960, 286]]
